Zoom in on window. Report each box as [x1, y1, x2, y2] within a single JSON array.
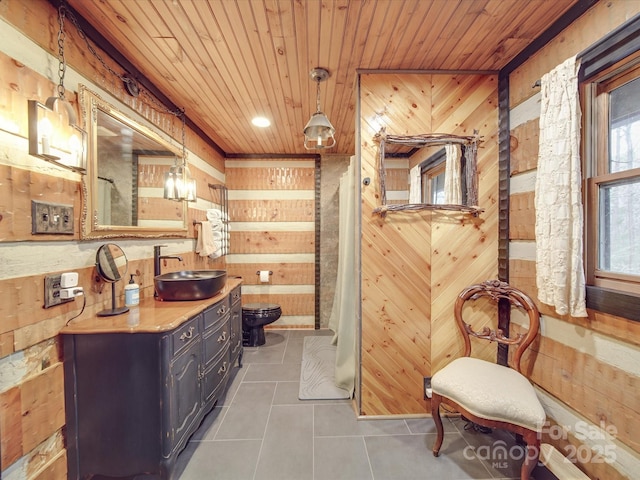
[[584, 60, 640, 296], [421, 159, 446, 204]]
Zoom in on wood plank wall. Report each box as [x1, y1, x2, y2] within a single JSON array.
[[358, 72, 499, 416], [225, 158, 316, 328], [508, 1, 640, 478], [0, 2, 226, 477]]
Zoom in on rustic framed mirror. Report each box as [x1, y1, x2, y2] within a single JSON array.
[[79, 85, 188, 239], [373, 129, 483, 216]]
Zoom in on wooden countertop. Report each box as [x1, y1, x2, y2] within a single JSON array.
[[61, 278, 242, 335]]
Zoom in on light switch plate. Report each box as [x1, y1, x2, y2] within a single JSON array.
[[31, 200, 74, 234]]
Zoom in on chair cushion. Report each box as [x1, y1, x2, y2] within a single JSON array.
[[431, 357, 546, 431]]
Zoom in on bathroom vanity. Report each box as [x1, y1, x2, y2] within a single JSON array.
[[61, 278, 242, 480]]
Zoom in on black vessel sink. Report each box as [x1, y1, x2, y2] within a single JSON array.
[[154, 270, 227, 301]]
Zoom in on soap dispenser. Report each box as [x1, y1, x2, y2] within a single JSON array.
[[124, 274, 140, 307]]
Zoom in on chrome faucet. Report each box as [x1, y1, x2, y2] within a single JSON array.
[[153, 245, 183, 277]]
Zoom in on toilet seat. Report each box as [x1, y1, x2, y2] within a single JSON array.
[[242, 303, 281, 317]]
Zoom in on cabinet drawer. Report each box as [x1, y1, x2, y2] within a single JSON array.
[[171, 315, 200, 356], [203, 318, 229, 368], [230, 284, 241, 306], [203, 298, 230, 330]]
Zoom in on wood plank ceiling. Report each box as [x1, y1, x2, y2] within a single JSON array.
[[65, 0, 581, 156]]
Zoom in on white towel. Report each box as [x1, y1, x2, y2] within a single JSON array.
[[206, 208, 222, 221], [210, 221, 224, 231], [195, 221, 217, 257]]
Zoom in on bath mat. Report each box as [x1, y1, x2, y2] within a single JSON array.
[[299, 336, 350, 400]]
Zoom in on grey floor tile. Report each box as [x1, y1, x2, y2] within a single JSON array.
[[214, 382, 276, 440], [272, 381, 302, 405], [178, 330, 535, 480], [365, 433, 493, 480], [405, 416, 458, 435], [254, 405, 314, 480], [314, 436, 373, 480], [314, 403, 411, 437], [242, 333, 288, 364], [450, 417, 527, 478], [273, 380, 352, 406], [176, 438, 262, 480], [242, 362, 301, 382], [282, 336, 305, 363]]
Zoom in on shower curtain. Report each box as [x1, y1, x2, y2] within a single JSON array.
[[97, 178, 113, 225], [328, 156, 357, 397]]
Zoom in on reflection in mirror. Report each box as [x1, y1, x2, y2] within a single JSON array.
[[373, 129, 483, 216], [417, 148, 447, 204], [80, 85, 188, 239], [96, 243, 128, 282], [95, 243, 129, 316]]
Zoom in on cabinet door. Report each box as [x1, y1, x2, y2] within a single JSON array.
[[166, 337, 201, 456], [202, 343, 230, 407]]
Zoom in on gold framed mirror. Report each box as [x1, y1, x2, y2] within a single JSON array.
[[79, 85, 188, 239]]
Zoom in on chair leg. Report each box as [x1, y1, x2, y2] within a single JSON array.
[[431, 394, 444, 457], [520, 432, 540, 480]]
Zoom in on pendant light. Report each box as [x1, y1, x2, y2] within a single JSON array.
[[303, 68, 336, 150], [164, 110, 197, 202]]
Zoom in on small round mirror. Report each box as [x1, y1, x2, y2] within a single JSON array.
[[96, 243, 129, 317], [96, 243, 128, 282]]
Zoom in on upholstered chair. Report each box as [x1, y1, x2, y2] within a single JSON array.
[[430, 280, 545, 480]]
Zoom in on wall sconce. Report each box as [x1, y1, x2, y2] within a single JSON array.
[[164, 110, 197, 202], [28, 98, 86, 172], [27, 5, 86, 173], [303, 68, 336, 150]]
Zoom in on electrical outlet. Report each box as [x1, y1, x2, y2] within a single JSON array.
[[44, 274, 74, 308]]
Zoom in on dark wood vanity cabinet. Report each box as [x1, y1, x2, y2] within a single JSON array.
[[229, 284, 243, 366], [63, 285, 242, 480]]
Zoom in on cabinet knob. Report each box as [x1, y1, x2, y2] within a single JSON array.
[[217, 305, 228, 315], [217, 331, 227, 343], [217, 362, 227, 375], [179, 326, 195, 341]]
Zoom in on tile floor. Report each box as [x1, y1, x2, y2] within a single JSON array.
[[175, 329, 554, 480]]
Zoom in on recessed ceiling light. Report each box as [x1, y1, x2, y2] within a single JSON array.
[[252, 116, 271, 128]]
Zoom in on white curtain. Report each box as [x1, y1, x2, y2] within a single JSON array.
[[328, 156, 357, 396], [444, 143, 462, 204], [409, 164, 421, 203], [535, 55, 587, 317]]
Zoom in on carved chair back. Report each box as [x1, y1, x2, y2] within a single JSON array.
[[454, 280, 540, 374]]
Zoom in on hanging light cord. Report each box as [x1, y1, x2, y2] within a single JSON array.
[[57, 1, 189, 167], [56, 6, 67, 101], [181, 108, 187, 163], [315, 79, 322, 113], [59, 1, 183, 120]]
